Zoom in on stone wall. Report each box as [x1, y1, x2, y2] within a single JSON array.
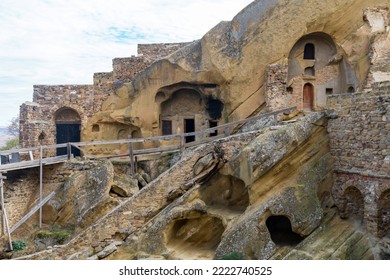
[[265, 64, 289, 111], [19, 84, 103, 152], [138, 43, 190, 62], [0, 161, 99, 235], [112, 43, 190, 83], [19, 43, 190, 151], [327, 84, 390, 237]]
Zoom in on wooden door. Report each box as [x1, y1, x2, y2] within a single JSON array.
[[303, 83, 314, 111]]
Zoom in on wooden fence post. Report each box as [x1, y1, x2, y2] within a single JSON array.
[[180, 135, 185, 154], [67, 143, 71, 160], [0, 173, 13, 251], [39, 146, 43, 228], [224, 127, 231, 137], [128, 135, 135, 176]]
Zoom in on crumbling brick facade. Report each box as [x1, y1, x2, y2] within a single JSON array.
[[327, 83, 390, 237]]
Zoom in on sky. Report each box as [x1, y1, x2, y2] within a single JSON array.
[[0, 0, 254, 127]]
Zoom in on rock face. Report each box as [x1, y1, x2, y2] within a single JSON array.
[[120, 113, 335, 260], [43, 160, 116, 230]]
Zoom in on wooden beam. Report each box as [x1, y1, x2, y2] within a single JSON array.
[[0, 174, 5, 236], [0, 175, 13, 251], [128, 135, 135, 176], [10, 191, 57, 234], [39, 146, 43, 228]]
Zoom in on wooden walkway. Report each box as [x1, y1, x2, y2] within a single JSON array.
[[0, 106, 296, 250], [0, 155, 68, 173]]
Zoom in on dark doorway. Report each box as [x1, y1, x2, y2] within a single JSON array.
[[56, 124, 81, 156], [266, 216, 304, 246], [209, 120, 218, 137], [184, 118, 195, 143], [303, 83, 314, 111], [55, 108, 81, 157]]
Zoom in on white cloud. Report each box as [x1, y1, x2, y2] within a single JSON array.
[[0, 0, 254, 126]]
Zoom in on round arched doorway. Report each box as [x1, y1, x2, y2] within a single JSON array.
[[55, 107, 81, 156], [303, 83, 314, 111]]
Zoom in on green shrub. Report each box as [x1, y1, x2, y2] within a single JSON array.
[[0, 137, 19, 151], [35, 227, 73, 245], [220, 252, 245, 260], [12, 240, 27, 251]]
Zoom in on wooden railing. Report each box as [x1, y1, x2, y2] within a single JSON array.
[[1, 106, 296, 172], [0, 106, 296, 247]]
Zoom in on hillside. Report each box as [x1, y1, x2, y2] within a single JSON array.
[[0, 128, 12, 148]]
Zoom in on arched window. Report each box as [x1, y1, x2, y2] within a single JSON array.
[[303, 43, 315, 59]]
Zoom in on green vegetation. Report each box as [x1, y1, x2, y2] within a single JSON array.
[[12, 240, 27, 251], [0, 137, 19, 151], [220, 252, 245, 260], [0, 116, 20, 151], [35, 226, 73, 245]]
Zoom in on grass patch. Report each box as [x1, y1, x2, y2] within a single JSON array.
[[220, 252, 245, 260], [35, 226, 73, 245]]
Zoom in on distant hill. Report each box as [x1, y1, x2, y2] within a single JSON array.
[[0, 127, 13, 148]]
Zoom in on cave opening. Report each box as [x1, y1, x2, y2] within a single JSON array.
[[166, 215, 225, 252], [206, 97, 224, 120], [266, 215, 304, 246]]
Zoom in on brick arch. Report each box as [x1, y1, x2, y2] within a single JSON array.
[[54, 107, 81, 124], [378, 188, 390, 237], [52, 105, 85, 124], [342, 186, 364, 221]]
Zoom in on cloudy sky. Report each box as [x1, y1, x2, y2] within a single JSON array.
[[0, 0, 254, 127]]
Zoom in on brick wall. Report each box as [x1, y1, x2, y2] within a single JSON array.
[[327, 84, 390, 237], [138, 43, 190, 62], [19, 84, 106, 153], [112, 43, 191, 83]]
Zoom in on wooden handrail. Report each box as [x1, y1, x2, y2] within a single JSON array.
[[0, 106, 296, 158]]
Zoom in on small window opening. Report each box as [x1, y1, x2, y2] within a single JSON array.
[[162, 120, 172, 136], [286, 86, 293, 94], [38, 132, 46, 141], [209, 120, 218, 137], [326, 88, 333, 95], [347, 86, 355, 93], [266, 215, 304, 246], [92, 124, 100, 132], [303, 43, 315, 60]]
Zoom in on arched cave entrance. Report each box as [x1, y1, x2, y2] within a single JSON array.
[[200, 174, 249, 213], [55, 107, 81, 156], [343, 186, 364, 222], [165, 213, 225, 258], [161, 89, 203, 143], [303, 83, 314, 111], [378, 189, 390, 237], [266, 215, 304, 246], [288, 32, 357, 110]]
